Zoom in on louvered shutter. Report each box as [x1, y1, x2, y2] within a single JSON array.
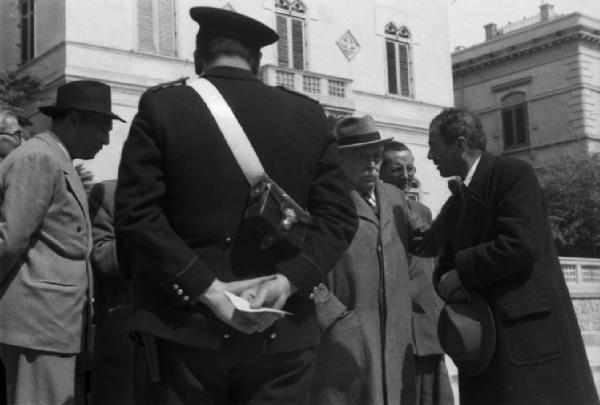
[[291, 18, 304, 70], [514, 105, 528, 145], [398, 43, 410, 96], [157, 0, 175, 56], [138, 0, 155, 53], [276, 14, 289, 67], [386, 41, 397, 94]]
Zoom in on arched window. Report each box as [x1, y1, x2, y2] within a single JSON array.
[[501, 92, 529, 150], [275, 0, 306, 70], [385, 22, 412, 97]]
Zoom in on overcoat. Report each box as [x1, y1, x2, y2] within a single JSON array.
[[0, 131, 92, 354], [115, 66, 357, 354], [435, 152, 599, 405], [312, 181, 417, 405]]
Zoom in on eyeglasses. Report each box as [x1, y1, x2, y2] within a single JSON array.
[[0, 130, 22, 141]]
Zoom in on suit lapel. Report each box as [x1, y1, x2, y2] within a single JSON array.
[[352, 189, 379, 227]]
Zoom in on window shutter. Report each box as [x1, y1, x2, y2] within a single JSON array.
[[386, 41, 397, 94], [514, 105, 528, 145], [502, 109, 515, 148], [398, 43, 410, 96], [276, 14, 289, 67], [138, 0, 155, 53], [291, 18, 304, 70], [20, 0, 29, 63], [157, 0, 175, 57]]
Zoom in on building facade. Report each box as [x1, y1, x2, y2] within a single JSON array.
[[452, 3, 600, 169], [0, 0, 453, 213]]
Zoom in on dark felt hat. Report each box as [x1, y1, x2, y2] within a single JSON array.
[[335, 115, 392, 149], [438, 290, 496, 376], [39, 80, 125, 122], [190, 7, 278, 51]]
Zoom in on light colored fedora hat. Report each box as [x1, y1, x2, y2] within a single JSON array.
[[335, 115, 392, 149]]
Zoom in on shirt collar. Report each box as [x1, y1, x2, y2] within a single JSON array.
[[464, 155, 481, 187]]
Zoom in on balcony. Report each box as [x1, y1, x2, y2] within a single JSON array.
[[561, 257, 600, 297], [260, 64, 355, 114]]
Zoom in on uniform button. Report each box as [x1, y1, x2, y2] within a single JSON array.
[[270, 333, 277, 340], [221, 234, 233, 250], [172, 284, 179, 290], [177, 289, 183, 296], [223, 334, 230, 339], [183, 295, 190, 302]]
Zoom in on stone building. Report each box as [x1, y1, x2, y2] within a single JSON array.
[[452, 3, 600, 169], [0, 0, 454, 212]]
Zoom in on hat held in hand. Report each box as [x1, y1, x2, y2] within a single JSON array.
[[438, 290, 496, 376], [39, 80, 125, 122]]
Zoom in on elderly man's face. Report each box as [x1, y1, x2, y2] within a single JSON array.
[[340, 144, 383, 194], [0, 112, 22, 160]]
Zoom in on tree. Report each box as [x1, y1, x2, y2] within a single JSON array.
[[538, 153, 600, 258], [0, 69, 41, 126]]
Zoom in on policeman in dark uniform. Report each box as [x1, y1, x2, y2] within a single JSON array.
[[115, 6, 357, 405]]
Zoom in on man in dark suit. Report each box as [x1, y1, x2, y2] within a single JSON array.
[[88, 180, 137, 405], [428, 108, 599, 405], [115, 7, 357, 405], [380, 141, 453, 405]]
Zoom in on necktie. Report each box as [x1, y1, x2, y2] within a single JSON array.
[[361, 191, 378, 213]]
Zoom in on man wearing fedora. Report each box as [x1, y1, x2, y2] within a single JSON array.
[[311, 115, 432, 405], [0, 80, 123, 405], [427, 108, 599, 405], [115, 6, 356, 405]]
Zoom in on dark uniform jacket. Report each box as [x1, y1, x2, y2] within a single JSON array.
[[434, 152, 599, 405], [115, 66, 357, 353]]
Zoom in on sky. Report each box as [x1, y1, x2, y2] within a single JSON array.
[[447, 0, 600, 50]]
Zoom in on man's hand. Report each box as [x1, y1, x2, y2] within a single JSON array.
[[437, 269, 470, 302], [199, 276, 275, 334], [75, 162, 94, 195]]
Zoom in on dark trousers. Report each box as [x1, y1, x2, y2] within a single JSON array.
[[137, 333, 316, 405], [415, 355, 454, 405]]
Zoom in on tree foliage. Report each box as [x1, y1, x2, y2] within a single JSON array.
[[538, 153, 600, 258], [0, 70, 41, 126]]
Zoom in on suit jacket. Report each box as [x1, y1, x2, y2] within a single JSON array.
[[313, 182, 417, 405], [115, 66, 357, 353], [407, 199, 444, 356], [0, 131, 92, 354], [435, 152, 599, 405]]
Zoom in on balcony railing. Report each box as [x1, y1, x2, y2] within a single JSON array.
[[260, 64, 355, 113], [560, 257, 600, 296]]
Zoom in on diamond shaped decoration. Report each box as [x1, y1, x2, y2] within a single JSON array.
[[336, 30, 360, 61]]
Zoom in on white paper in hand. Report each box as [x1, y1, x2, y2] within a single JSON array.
[[224, 291, 292, 316]]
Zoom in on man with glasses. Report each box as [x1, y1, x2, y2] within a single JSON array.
[[0, 109, 22, 164], [380, 141, 453, 405]]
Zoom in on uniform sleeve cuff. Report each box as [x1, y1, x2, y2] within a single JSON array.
[[276, 253, 324, 296], [160, 256, 216, 308]]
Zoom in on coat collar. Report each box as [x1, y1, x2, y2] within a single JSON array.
[[351, 181, 393, 228], [202, 66, 260, 83]]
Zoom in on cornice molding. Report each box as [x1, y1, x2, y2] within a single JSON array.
[[453, 27, 600, 75]]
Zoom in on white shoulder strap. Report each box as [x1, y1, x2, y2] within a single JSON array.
[[187, 78, 265, 186]]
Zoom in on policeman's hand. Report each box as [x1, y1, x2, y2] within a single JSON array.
[[247, 273, 296, 310], [437, 269, 470, 302], [199, 279, 262, 334], [75, 162, 95, 195]]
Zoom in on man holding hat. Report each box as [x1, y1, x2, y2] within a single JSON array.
[[115, 6, 356, 405], [311, 115, 431, 405], [0, 80, 123, 405], [427, 108, 599, 405]]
